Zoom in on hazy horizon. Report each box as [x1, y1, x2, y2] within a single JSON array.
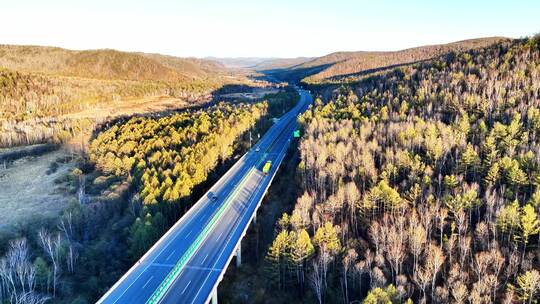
[[1, 0, 538, 58], [0, 36, 514, 61]]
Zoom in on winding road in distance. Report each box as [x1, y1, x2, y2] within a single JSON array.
[[98, 87, 312, 304]]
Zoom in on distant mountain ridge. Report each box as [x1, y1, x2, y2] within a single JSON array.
[[260, 37, 510, 83], [208, 57, 314, 70], [206, 57, 274, 69], [1, 38, 508, 84], [0, 45, 227, 81]]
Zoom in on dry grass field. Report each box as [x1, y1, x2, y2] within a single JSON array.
[[0, 148, 76, 236]]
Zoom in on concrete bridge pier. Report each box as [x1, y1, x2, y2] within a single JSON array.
[[235, 244, 242, 267], [211, 287, 218, 304]]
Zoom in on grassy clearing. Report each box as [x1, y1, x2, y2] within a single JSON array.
[[0, 148, 77, 239]]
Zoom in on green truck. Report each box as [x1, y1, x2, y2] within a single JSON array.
[[262, 161, 272, 174]]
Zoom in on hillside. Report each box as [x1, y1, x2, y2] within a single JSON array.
[[140, 53, 227, 78], [0, 45, 226, 81], [252, 57, 314, 70], [266, 37, 508, 84], [0, 45, 256, 148], [254, 36, 540, 303], [208, 57, 273, 69], [207, 57, 313, 71]]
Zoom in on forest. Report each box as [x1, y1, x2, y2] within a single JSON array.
[[0, 45, 261, 149], [263, 36, 540, 303], [0, 100, 270, 303], [89, 102, 267, 209], [0, 66, 226, 148]]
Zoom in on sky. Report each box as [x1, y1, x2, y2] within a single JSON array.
[[0, 0, 538, 58]]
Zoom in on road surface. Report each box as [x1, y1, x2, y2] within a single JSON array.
[[98, 88, 312, 304]]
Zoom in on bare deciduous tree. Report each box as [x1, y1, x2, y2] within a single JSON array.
[[38, 229, 62, 297]]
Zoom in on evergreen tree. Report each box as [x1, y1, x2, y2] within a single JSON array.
[[363, 285, 399, 304], [33, 257, 51, 292], [484, 162, 500, 186], [460, 144, 480, 176], [291, 229, 315, 265], [496, 200, 521, 235], [266, 230, 291, 289], [518, 204, 540, 247], [516, 270, 540, 304], [314, 222, 341, 256]]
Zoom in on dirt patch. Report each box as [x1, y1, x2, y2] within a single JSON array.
[[61, 95, 191, 121], [0, 149, 76, 236], [220, 88, 280, 101]]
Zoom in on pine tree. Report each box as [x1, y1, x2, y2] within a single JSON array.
[[33, 257, 51, 292], [456, 113, 470, 138], [291, 229, 315, 265], [517, 204, 540, 247], [460, 144, 480, 175], [484, 162, 500, 186], [366, 180, 403, 212], [266, 230, 291, 289], [482, 135, 498, 170], [516, 270, 540, 304], [496, 200, 521, 235], [278, 213, 290, 231], [363, 284, 399, 304], [528, 188, 540, 208], [504, 114, 523, 152], [500, 157, 528, 187], [444, 175, 459, 191], [128, 215, 158, 259], [314, 222, 341, 255]]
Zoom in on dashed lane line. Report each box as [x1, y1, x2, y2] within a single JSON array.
[[181, 281, 191, 295], [142, 276, 154, 289], [201, 253, 209, 265], [165, 250, 176, 262]]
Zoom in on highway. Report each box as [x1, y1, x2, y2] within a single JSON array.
[[98, 88, 312, 304]]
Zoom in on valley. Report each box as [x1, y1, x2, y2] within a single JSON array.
[[0, 4, 539, 302]]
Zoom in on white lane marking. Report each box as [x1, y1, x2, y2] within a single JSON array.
[[151, 263, 176, 268], [137, 169, 250, 302], [142, 276, 154, 289], [185, 230, 193, 239], [184, 265, 222, 272], [165, 250, 176, 262], [201, 253, 209, 265], [217, 230, 225, 241], [181, 281, 192, 295]]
